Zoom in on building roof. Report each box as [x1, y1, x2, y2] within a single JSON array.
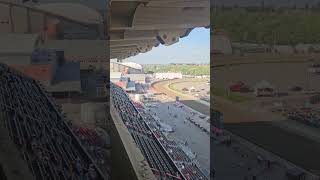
[[121, 62, 143, 70], [126, 81, 136, 91], [123, 74, 146, 82], [48, 61, 81, 92], [54, 61, 80, 82], [114, 81, 127, 89], [31, 49, 58, 64], [11, 64, 54, 81], [120, 76, 129, 82], [110, 72, 122, 80]]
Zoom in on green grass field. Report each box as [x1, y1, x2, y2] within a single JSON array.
[[213, 87, 253, 103], [212, 8, 320, 44], [168, 83, 188, 94], [169, 82, 252, 102]]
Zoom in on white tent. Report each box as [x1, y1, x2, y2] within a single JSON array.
[[254, 80, 273, 89], [254, 80, 275, 96]]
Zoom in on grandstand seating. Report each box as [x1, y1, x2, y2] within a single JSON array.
[[111, 83, 181, 179], [0, 63, 105, 180], [74, 127, 104, 147], [181, 164, 206, 180], [135, 104, 206, 178], [111, 83, 208, 180], [72, 126, 110, 177]]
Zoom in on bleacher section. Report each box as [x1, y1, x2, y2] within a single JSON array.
[[72, 126, 110, 177], [136, 104, 207, 180], [111, 83, 182, 179], [111, 83, 208, 180], [0, 63, 106, 180]]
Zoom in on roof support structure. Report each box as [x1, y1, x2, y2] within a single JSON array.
[[110, 0, 209, 60]]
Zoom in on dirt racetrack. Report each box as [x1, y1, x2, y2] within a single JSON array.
[[153, 79, 320, 174], [152, 79, 210, 116]]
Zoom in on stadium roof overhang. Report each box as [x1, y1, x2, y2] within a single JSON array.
[[0, 1, 104, 27], [110, 0, 210, 60], [0, 0, 209, 61]]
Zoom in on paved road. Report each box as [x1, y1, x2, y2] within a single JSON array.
[[150, 95, 210, 175]]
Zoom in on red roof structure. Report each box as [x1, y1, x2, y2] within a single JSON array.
[[114, 81, 127, 89], [11, 64, 54, 81]]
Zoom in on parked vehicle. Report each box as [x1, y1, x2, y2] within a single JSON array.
[[289, 86, 303, 92], [229, 81, 252, 93]]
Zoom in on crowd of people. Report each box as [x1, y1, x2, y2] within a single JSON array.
[[72, 126, 110, 177], [111, 83, 207, 180], [0, 64, 104, 180]]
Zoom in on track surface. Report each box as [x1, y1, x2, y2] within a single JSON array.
[[153, 80, 320, 174], [152, 80, 210, 116]]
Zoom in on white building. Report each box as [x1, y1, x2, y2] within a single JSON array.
[[110, 72, 123, 82], [123, 74, 146, 83], [274, 45, 294, 54], [154, 72, 183, 80], [110, 61, 144, 74], [121, 62, 143, 71]]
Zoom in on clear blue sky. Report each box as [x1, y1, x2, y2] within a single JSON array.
[[124, 27, 210, 64]]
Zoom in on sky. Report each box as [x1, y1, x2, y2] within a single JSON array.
[[124, 27, 210, 64]]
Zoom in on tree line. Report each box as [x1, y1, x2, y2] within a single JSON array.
[[212, 8, 320, 45], [144, 64, 210, 76]]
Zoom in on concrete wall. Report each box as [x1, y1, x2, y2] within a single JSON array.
[[107, 102, 156, 180]]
